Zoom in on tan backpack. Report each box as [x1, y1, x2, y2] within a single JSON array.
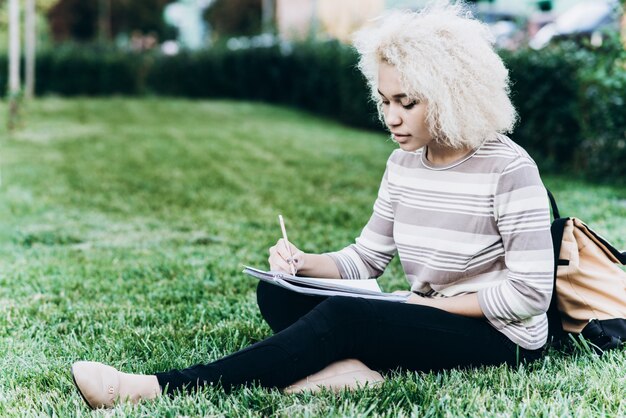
[[547, 191, 626, 352]]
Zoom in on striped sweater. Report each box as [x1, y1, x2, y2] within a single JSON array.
[[327, 135, 554, 350]]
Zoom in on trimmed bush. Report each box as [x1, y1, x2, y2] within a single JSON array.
[[503, 38, 626, 184], [35, 45, 143, 96], [1, 39, 625, 183], [502, 46, 583, 172], [145, 41, 377, 129], [576, 36, 626, 182]]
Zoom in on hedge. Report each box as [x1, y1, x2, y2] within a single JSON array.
[[1, 39, 625, 183], [502, 37, 626, 179], [144, 42, 376, 129]]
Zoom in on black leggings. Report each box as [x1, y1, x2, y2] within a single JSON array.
[[155, 281, 543, 394]]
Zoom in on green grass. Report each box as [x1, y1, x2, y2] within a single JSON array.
[[0, 98, 625, 417]]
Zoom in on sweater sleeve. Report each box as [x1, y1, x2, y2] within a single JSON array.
[[325, 165, 397, 279], [477, 158, 554, 328]]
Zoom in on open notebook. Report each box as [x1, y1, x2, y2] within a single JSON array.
[[243, 266, 408, 302]]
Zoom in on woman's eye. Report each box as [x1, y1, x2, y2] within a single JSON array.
[[381, 100, 390, 106], [401, 99, 417, 109]]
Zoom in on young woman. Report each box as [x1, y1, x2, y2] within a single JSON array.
[[71, 3, 554, 409]]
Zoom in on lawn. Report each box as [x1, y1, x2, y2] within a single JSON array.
[[0, 98, 625, 417]]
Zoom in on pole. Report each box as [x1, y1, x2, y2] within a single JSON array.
[[8, 0, 21, 131], [25, 0, 36, 99]]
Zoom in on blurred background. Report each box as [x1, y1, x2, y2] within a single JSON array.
[[1, 0, 624, 52], [1, 0, 624, 51], [1, 0, 625, 181]]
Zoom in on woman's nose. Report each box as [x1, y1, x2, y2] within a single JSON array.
[[385, 107, 401, 127]]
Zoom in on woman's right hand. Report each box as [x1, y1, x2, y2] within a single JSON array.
[[268, 239, 305, 274]]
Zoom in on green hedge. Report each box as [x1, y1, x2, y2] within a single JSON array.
[[503, 38, 626, 181], [144, 42, 376, 128], [1, 40, 625, 183], [503, 47, 582, 172], [576, 37, 626, 181], [0, 45, 142, 96]]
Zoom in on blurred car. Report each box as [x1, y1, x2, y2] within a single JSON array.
[[530, 0, 623, 49], [473, 9, 527, 50]]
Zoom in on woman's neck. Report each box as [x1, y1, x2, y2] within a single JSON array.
[[425, 143, 473, 166]]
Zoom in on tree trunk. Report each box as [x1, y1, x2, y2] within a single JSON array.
[[309, 0, 318, 40], [98, 0, 111, 42], [25, 0, 36, 99], [262, 0, 276, 34], [8, 0, 21, 131]]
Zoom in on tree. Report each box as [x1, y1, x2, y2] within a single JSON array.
[[261, 0, 275, 34], [537, 1, 553, 12], [47, 0, 177, 42], [47, 0, 96, 41], [204, 0, 262, 39]]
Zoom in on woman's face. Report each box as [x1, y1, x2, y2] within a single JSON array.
[[377, 62, 433, 152]]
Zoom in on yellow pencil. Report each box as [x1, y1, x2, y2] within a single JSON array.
[[278, 214, 296, 276]]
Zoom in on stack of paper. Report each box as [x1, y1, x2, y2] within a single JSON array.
[[243, 266, 408, 302]]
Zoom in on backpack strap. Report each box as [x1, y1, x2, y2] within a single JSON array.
[[546, 189, 566, 344], [547, 189, 560, 220], [547, 217, 568, 344]]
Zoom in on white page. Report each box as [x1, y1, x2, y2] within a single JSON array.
[[243, 266, 408, 302], [283, 276, 382, 292], [243, 266, 383, 295], [274, 278, 407, 302]]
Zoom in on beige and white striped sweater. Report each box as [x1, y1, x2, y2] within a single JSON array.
[[327, 135, 554, 350]]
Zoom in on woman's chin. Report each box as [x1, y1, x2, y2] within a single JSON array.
[[398, 142, 420, 152]]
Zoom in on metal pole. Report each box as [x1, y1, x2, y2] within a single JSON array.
[[25, 0, 36, 99], [8, 0, 21, 131], [8, 0, 21, 95]]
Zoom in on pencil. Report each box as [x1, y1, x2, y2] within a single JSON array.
[[278, 214, 296, 276]]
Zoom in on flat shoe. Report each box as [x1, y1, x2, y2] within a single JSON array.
[[71, 361, 120, 409]]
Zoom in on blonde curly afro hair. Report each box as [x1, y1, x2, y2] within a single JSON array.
[[353, 1, 517, 149]]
